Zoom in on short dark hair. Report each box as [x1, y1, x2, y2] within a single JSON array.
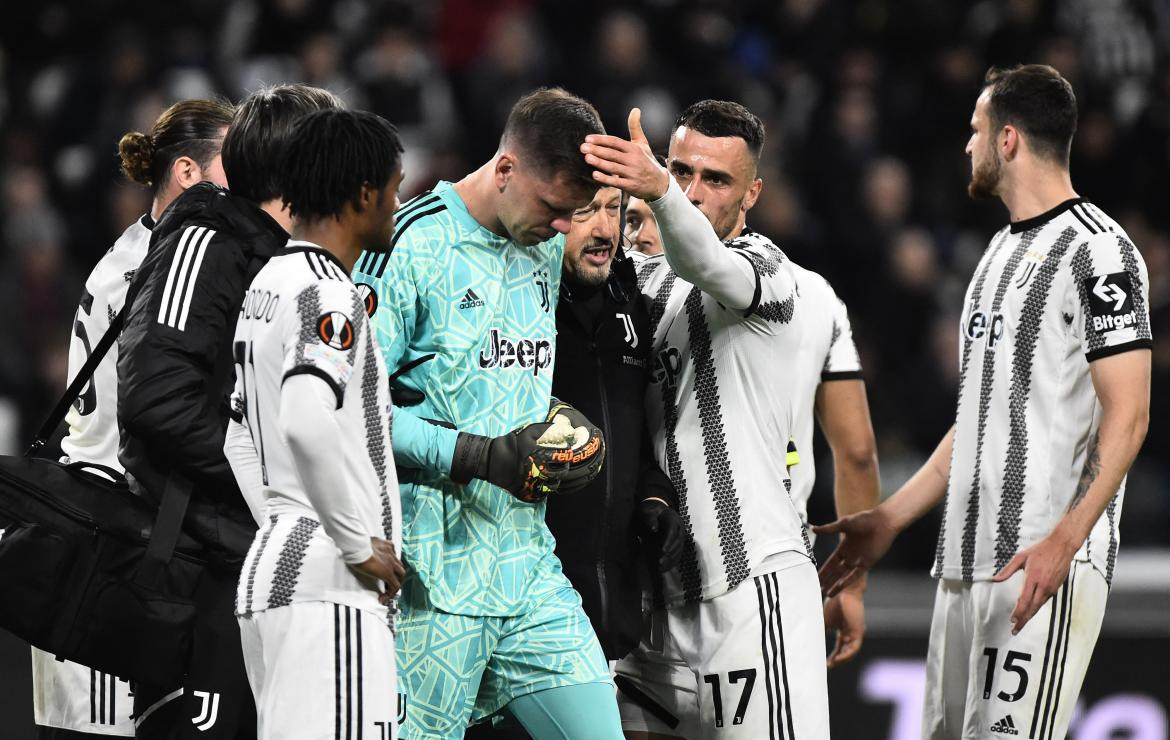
[[983, 64, 1077, 165], [674, 100, 765, 162], [221, 84, 344, 203], [278, 109, 404, 221], [501, 87, 604, 187], [117, 98, 235, 192]]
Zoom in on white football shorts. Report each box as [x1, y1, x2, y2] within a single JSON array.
[[922, 561, 1108, 740], [615, 553, 829, 739], [239, 602, 399, 740]]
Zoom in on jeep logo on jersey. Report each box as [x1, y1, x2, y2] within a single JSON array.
[[317, 312, 355, 350], [651, 346, 682, 389], [356, 283, 378, 317], [966, 310, 1005, 348], [1084, 272, 1137, 334], [478, 328, 552, 375]]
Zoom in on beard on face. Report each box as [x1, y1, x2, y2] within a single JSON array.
[[567, 237, 614, 287], [967, 144, 1002, 200]]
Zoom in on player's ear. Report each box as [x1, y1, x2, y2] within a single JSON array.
[[171, 155, 201, 189], [742, 177, 763, 212], [494, 153, 515, 191], [1001, 125, 1020, 161]]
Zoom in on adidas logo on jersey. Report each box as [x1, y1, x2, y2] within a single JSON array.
[[989, 714, 1019, 735], [458, 289, 485, 310]]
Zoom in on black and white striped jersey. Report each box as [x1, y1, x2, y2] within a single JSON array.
[[231, 241, 400, 617], [789, 265, 863, 521], [933, 199, 1151, 584], [637, 229, 812, 607], [60, 215, 152, 471]]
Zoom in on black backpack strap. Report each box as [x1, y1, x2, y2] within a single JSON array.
[[27, 306, 127, 456], [136, 474, 193, 590]]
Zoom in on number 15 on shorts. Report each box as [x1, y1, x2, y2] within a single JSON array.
[[982, 647, 1032, 702]]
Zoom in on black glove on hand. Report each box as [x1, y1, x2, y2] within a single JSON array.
[[450, 423, 569, 503], [637, 498, 684, 572], [543, 401, 605, 494]]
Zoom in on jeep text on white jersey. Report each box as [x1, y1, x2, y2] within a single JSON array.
[[934, 200, 1151, 584], [637, 229, 812, 607]]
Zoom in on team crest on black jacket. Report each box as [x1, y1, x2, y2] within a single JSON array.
[[548, 250, 656, 659]]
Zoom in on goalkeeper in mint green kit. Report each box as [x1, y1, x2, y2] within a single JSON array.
[[354, 88, 622, 739]]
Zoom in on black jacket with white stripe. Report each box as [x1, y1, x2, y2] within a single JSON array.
[[117, 182, 286, 566]]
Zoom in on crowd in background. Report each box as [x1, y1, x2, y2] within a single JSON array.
[[0, 0, 1167, 568]]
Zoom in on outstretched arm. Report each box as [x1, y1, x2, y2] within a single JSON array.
[[581, 108, 757, 310], [814, 425, 953, 596]]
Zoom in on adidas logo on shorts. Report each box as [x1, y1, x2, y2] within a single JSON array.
[[458, 289, 485, 310], [989, 714, 1019, 735]]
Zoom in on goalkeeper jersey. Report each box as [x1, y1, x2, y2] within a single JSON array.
[[354, 181, 564, 616]]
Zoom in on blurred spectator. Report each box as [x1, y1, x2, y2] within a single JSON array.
[[0, 0, 1166, 558]]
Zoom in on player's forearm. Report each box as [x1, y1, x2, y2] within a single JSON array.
[[648, 177, 755, 311], [390, 405, 458, 475], [280, 376, 374, 565], [832, 452, 880, 519], [224, 418, 266, 525], [881, 426, 954, 531], [1051, 403, 1148, 550]]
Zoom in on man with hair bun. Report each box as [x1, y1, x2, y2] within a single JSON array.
[[32, 98, 234, 740], [355, 87, 620, 740], [117, 83, 342, 739]]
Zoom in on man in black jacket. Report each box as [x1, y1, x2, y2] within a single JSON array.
[[117, 84, 341, 739]]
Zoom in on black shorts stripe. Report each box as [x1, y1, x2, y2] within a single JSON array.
[[1037, 578, 1071, 739], [769, 572, 797, 739], [1028, 580, 1063, 738], [109, 673, 117, 725], [614, 675, 680, 730], [1047, 568, 1078, 740], [754, 577, 778, 739], [356, 609, 364, 740], [335, 604, 343, 740], [345, 606, 353, 740], [90, 667, 97, 724]]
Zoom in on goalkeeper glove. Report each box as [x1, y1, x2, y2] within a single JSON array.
[[543, 401, 605, 493], [450, 423, 569, 503]]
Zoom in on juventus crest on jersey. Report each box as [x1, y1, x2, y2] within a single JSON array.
[[231, 242, 401, 619], [636, 229, 812, 607], [934, 199, 1151, 584]]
